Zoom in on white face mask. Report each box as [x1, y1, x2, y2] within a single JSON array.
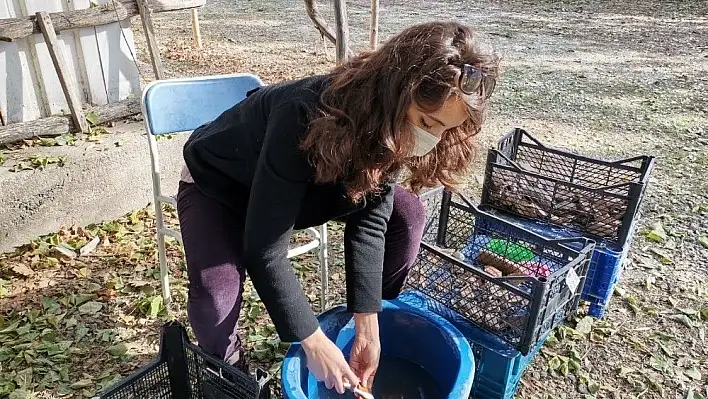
[[410, 123, 441, 157]]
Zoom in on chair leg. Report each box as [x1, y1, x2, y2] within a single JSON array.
[[319, 223, 329, 312], [155, 205, 172, 306]]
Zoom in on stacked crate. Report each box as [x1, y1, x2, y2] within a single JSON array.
[[405, 186, 595, 399], [404, 128, 654, 399], [482, 128, 655, 318]]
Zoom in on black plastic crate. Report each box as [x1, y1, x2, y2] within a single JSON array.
[[487, 128, 655, 247], [100, 322, 271, 399], [406, 187, 594, 355]]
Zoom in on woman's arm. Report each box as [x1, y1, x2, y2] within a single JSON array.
[[343, 184, 394, 387], [242, 100, 319, 342], [343, 181, 396, 314]]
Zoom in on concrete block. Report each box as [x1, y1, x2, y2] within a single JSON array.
[[0, 121, 188, 253]]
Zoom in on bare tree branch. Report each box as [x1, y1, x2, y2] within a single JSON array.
[[303, 0, 352, 57]]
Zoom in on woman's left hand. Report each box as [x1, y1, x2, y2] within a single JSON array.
[[349, 313, 381, 389]]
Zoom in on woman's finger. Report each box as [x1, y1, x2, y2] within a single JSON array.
[[344, 367, 360, 390], [333, 373, 345, 394], [364, 370, 376, 390]]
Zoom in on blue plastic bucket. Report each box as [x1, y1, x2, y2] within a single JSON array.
[[281, 299, 475, 399]]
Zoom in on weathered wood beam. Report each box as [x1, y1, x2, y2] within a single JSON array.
[[136, 0, 165, 79], [37, 11, 89, 134], [0, 0, 205, 42], [139, 0, 205, 13], [0, 1, 131, 42], [0, 99, 140, 145]]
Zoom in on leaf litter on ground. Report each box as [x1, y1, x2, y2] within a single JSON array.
[[4, 0, 708, 397]]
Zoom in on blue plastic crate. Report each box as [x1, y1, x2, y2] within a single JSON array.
[[412, 188, 594, 354], [399, 291, 548, 399], [583, 242, 631, 318], [478, 207, 635, 318]]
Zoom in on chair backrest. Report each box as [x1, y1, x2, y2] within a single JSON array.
[[141, 73, 265, 136]]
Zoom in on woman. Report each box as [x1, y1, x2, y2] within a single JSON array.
[[177, 21, 499, 394]]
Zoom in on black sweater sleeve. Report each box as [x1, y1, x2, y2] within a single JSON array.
[[344, 181, 395, 313], [242, 100, 320, 343]]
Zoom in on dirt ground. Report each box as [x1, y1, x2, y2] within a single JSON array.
[[1, 0, 707, 398]]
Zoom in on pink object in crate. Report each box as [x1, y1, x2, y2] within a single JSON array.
[[522, 261, 552, 278]]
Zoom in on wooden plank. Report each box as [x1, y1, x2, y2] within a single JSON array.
[[71, 0, 110, 105], [190, 8, 202, 48], [369, 0, 378, 50], [0, 0, 205, 42], [36, 11, 89, 133], [107, 15, 142, 100], [0, 98, 140, 145], [333, 0, 350, 64], [92, 0, 141, 103], [0, 1, 131, 42], [136, 0, 164, 79], [142, 0, 205, 12], [67, 0, 140, 106], [25, 0, 85, 117], [0, 40, 44, 124], [0, 0, 43, 124]]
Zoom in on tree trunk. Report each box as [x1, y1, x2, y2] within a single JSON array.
[[369, 0, 379, 49], [333, 0, 350, 64], [303, 0, 352, 57]]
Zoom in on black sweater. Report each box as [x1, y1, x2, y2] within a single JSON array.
[[182, 74, 395, 342]]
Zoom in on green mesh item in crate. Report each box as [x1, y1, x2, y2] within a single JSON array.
[[486, 239, 535, 262], [99, 321, 271, 399]]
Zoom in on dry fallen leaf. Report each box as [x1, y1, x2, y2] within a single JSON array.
[[11, 263, 34, 277]]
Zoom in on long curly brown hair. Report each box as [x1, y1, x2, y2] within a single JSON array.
[[300, 21, 501, 202]]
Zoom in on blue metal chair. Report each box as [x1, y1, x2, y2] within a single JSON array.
[[141, 73, 329, 311]]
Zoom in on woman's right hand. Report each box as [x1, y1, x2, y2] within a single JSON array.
[[301, 328, 360, 394]]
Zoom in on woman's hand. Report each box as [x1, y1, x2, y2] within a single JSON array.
[[349, 313, 381, 388], [302, 328, 360, 394]]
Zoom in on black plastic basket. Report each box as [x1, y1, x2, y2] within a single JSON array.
[[485, 128, 656, 247], [405, 187, 595, 354], [99, 322, 272, 399]]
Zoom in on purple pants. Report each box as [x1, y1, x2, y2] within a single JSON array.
[[176, 182, 426, 362]]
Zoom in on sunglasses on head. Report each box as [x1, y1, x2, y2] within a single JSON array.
[[457, 64, 496, 100]]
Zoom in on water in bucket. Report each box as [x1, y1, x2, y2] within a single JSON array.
[[315, 356, 442, 399]]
